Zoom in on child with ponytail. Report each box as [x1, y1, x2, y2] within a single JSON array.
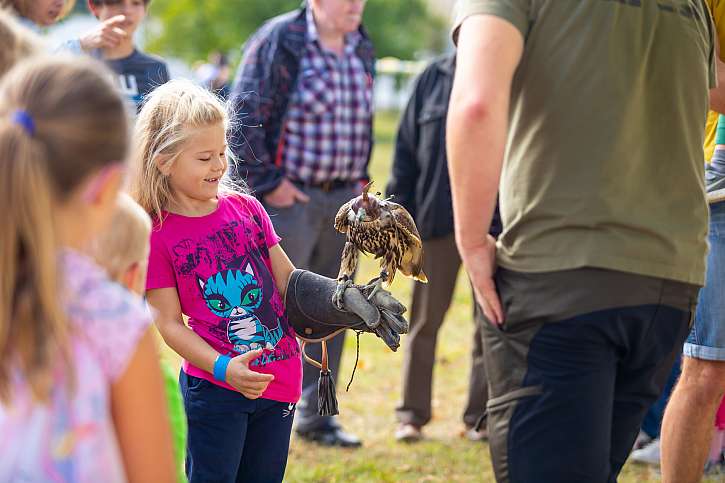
[[0, 56, 174, 482]]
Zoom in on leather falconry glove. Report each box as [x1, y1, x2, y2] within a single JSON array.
[[284, 269, 409, 415]]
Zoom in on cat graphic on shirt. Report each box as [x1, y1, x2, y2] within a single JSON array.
[[197, 262, 283, 355]]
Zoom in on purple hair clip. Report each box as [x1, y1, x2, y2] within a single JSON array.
[[11, 110, 35, 136]]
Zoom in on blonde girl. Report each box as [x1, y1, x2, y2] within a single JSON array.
[[90, 193, 154, 291], [130, 80, 301, 483], [89, 193, 188, 483], [0, 56, 174, 482], [132, 79, 406, 483]]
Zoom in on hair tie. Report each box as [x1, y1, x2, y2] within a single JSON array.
[[11, 110, 35, 136]]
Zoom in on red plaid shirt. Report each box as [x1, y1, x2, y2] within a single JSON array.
[[281, 9, 373, 184]]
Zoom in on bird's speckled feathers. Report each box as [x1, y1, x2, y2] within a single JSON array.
[[335, 188, 427, 286]]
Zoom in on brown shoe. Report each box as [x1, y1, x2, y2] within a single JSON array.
[[395, 423, 423, 443]]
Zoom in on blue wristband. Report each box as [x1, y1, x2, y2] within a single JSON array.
[[213, 355, 232, 382]]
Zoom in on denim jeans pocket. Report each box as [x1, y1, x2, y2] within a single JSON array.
[[710, 201, 725, 238], [180, 372, 210, 400]]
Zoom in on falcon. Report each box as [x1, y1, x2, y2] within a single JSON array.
[[333, 182, 427, 307]]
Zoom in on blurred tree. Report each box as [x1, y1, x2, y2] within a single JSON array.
[[146, 0, 445, 64], [362, 0, 446, 59]]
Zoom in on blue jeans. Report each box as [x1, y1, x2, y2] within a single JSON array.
[[685, 200, 725, 361], [180, 371, 295, 483], [641, 355, 681, 439]]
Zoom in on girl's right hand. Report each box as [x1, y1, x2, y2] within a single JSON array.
[[225, 349, 274, 399]]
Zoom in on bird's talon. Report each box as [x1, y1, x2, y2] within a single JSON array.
[[380, 270, 389, 283], [367, 285, 381, 301], [333, 278, 353, 310], [362, 277, 385, 302]]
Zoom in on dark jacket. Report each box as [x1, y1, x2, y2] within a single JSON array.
[[229, 7, 376, 197], [386, 54, 502, 240]]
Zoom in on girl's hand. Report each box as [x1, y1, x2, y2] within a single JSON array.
[[225, 349, 274, 399]]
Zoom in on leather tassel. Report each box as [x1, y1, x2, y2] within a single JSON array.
[[317, 340, 338, 415], [300, 340, 340, 416], [317, 369, 339, 416]]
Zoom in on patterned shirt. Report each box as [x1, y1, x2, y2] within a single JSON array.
[[281, 8, 373, 184], [147, 194, 302, 403], [0, 249, 151, 482]]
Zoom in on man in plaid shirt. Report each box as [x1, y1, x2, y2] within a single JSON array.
[[230, 0, 374, 448]]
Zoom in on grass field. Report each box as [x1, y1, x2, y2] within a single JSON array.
[[165, 111, 719, 482]]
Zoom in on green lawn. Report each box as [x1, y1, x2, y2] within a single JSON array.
[[164, 111, 713, 482]]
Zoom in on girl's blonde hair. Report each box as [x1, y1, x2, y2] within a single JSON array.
[[0, 8, 42, 78], [1, 0, 76, 22], [0, 56, 127, 402], [89, 193, 152, 281], [129, 79, 245, 222]]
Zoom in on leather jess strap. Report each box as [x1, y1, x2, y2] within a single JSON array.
[[301, 340, 329, 372]]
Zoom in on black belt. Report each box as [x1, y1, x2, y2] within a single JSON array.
[[292, 179, 357, 193]]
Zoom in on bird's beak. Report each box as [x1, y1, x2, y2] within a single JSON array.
[[356, 208, 367, 222]]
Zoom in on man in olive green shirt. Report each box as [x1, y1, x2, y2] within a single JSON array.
[[448, 1, 715, 482]]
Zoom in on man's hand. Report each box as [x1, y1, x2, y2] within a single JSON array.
[[263, 178, 310, 208], [460, 235, 504, 327], [79, 15, 128, 52], [225, 349, 274, 399]]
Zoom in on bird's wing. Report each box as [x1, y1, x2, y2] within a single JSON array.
[[387, 202, 427, 283], [334, 200, 353, 233], [389, 202, 422, 248]]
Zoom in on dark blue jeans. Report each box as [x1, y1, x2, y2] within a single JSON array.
[[180, 371, 296, 483], [641, 354, 681, 439], [486, 306, 692, 483]]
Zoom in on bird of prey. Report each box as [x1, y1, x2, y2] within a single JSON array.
[[333, 182, 427, 307]]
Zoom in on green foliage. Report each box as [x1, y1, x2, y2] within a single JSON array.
[[362, 0, 446, 60], [145, 0, 446, 64]]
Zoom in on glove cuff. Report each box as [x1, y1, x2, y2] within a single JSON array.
[[284, 269, 367, 342]]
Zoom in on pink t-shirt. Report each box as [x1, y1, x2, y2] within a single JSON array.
[[147, 193, 302, 403], [0, 249, 151, 482]]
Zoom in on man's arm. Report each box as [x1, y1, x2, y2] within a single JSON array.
[[447, 15, 523, 325]]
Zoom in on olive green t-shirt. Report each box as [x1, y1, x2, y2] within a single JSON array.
[[453, 0, 716, 285]]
